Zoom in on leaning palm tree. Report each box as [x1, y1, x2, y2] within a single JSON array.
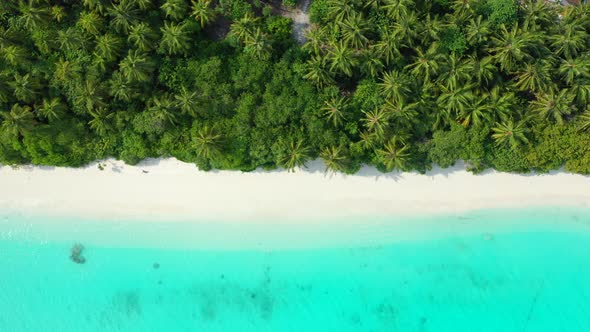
[[377, 136, 410, 171], [159, 21, 190, 55], [320, 145, 348, 173], [119, 49, 155, 83], [190, 0, 216, 28], [0, 104, 36, 138], [491, 120, 529, 149], [278, 138, 311, 172], [529, 90, 575, 125], [321, 96, 348, 127], [229, 13, 258, 43], [193, 125, 223, 159]]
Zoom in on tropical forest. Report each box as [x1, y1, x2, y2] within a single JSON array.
[[1, 0, 590, 174]]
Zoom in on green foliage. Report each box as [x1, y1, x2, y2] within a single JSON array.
[[0, 0, 587, 177], [440, 26, 468, 54]]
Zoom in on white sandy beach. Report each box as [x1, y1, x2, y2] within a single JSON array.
[[1, 158, 590, 222]]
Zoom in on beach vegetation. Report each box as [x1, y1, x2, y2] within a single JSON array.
[[0, 0, 590, 174]]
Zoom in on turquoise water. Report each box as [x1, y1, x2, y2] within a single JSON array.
[[1, 207, 590, 331]]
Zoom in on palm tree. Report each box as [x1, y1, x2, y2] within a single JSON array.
[[244, 28, 272, 60], [160, 0, 187, 21], [550, 23, 588, 59], [379, 70, 411, 103], [577, 109, 590, 132], [491, 120, 529, 149], [193, 125, 223, 159], [73, 80, 107, 114], [377, 136, 410, 171], [190, 0, 216, 28], [160, 21, 190, 55], [1, 45, 28, 66], [56, 28, 83, 52], [558, 56, 590, 86], [229, 13, 258, 43], [374, 29, 401, 66], [95, 34, 123, 61], [483, 87, 517, 123], [521, 0, 556, 32], [10, 74, 38, 103], [320, 145, 348, 173], [406, 45, 443, 83], [327, 41, 357, 77], [327, 0, 355, 21], [17, 0, 50, 30], [437, 84, 474, 117], [133, 0, 153, 10], [128, 23, 158, 51], [437, 54, 471, 90], [458, 99, 491, 127], [392, 12, 418, 48], [463, 55, 497, 86], [303, 26, 329, 56], [339, 11, 369, 49], [108, 0, 139, 33], [0, 104, 36, 138], [489, 24, 537, 72], [278, 138, 311, 171], [359, 47, 384, 78], [382, 99, 419, 128], [119, 49, 155, 82], [77, 11, 104, 36], [109, 71, 136, 101], [303, 55, 335, 87], [36, 97, 66, 122], [514, 60, 552, 93], [82, 0, 108, 14], [175, 86, 201, 117], [383, 0, 412, 21], [147, 94, 178, 125], [321, 96, 348, 127], [362, 107, 390, 138], [54, 58, 82, 84], [465, 15, 490, 46], [529, 90, 575, 125], [88, 107, 113, 136]]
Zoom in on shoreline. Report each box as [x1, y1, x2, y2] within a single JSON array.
[[1, 158, 590, 223]]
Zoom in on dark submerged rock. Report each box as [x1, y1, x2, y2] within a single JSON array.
[[153, 262, 160, 269], [70, 243, 86, 264]]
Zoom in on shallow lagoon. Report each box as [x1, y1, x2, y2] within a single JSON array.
[[1, 207, 590, 331]]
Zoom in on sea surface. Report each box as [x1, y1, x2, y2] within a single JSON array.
[[1, 207, 590, 331]]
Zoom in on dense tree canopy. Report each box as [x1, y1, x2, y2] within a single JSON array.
[[1, 0, 590, 174]]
